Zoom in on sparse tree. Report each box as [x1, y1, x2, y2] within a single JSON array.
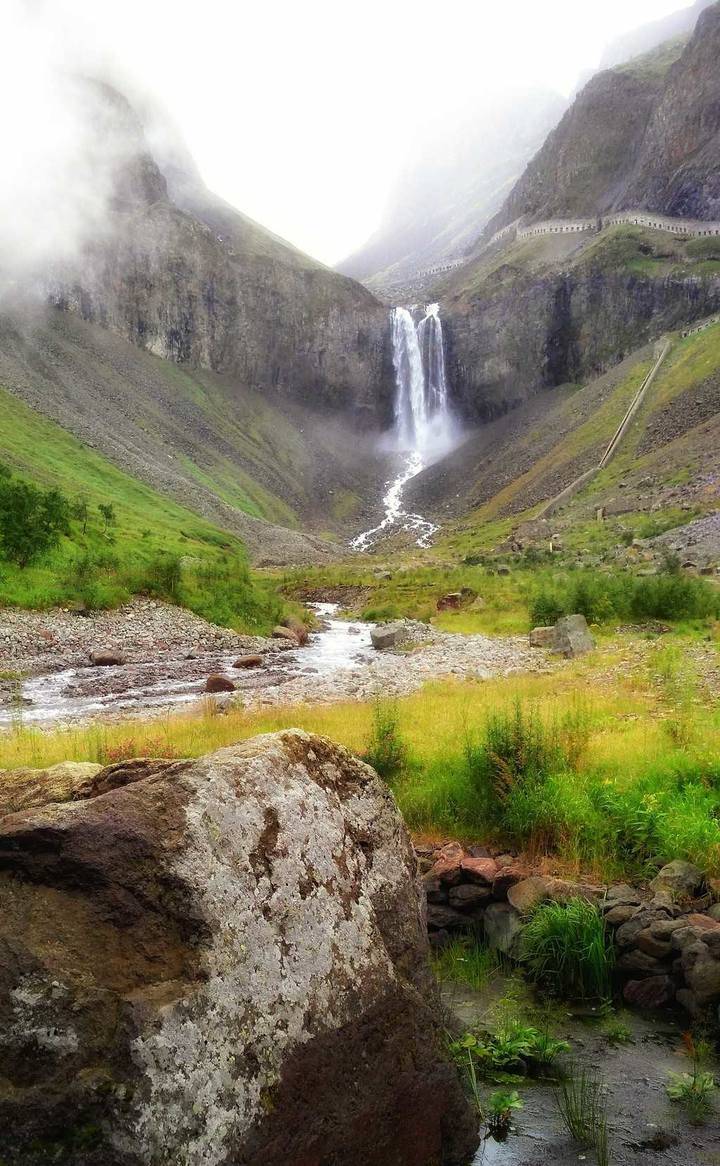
[[98, 502, 116, 533]]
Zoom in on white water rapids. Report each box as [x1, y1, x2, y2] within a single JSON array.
[[352, 303, 454, 551]]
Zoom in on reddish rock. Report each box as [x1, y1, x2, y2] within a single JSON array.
[[685, 912, 720, 933], [89, 648, 126, 666], [460, 856, 498, 885], [623, 976, 675, 1009], [233, 655, 263, 669], [281, 617, 309, 645], [205, 674, 236, 693], [436, 592, 463, 612], [428, 842, 465, 886], [272, 625, 299, 643]]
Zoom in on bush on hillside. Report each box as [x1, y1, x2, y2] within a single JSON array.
[[0, 465, 71, 568]]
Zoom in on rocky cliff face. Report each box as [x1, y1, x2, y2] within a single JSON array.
[[442, 232, 720, 421], [0, 731, 477, 1166], [42, 83, 393, 421], [486, 2, 720, 234]]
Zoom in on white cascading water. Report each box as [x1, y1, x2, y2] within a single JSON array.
[[352, 303, 454, 551]]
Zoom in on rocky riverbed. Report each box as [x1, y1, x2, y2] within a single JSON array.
[[0, 599, 551, 726]]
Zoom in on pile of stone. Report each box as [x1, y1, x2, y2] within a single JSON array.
[[419, 842, 720, 1015]]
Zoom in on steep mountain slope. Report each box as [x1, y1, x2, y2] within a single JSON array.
[[335, 90, 565, 295], [0, 305, 390, 561], [37, 80, 393, 421], [407, 319, 720, 556], [486, 2, 720, 235], [599, 0, 714, 68], [438, 226, 720, 421], [431, 8, 720, 423]]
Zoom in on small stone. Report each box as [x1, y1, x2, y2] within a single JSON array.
[[233, 655, 263, 669], [507, 876, 548, 914], [89, 649, 126, 666], [427, 904, 469, 932], [604, 904, 637, 927], [449, 884, 492, 910], [492, 865, 529, 899], [616, 950, 667, 975], [272, 626, 298, 643], [623, 976, 675, 1010], [205, 675, 235, 693], [635, 929, 672, 960], [370, 622, 406, 650]]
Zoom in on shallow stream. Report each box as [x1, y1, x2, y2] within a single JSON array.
[[0, 603, 374, 728]]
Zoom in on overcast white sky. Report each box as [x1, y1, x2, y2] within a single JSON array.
[[7, 0, 701, 265]]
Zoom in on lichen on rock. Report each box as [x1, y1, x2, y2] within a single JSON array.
[[0, 731, 475, 1166]]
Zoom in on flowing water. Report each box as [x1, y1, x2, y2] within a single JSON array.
[[352, 302, 455, 552], [0, 604, 374, 727]]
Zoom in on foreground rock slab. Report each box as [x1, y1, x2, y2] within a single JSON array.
[[0, 731, 476, 1166]]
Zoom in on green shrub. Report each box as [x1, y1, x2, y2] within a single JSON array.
[[363, 697, 407, 779], [0, 466, 71, 567], [431, 936, 500, 991], [521, 898, 614, 1001]]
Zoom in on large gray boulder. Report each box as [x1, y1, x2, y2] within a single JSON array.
[[0, 732, 476, 1166], [552, 614, 595, 658], [370, 621, 407, 650]]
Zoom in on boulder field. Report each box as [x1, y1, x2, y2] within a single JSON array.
[[0, 734, 476, 1166]]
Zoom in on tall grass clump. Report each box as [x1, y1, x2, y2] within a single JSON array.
[[556, 1065, 609, 1164], [363, 697, 407, 779], [521, 899, 614, 1001]]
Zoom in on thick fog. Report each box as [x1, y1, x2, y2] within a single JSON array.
[[2, 0, 702, 272]]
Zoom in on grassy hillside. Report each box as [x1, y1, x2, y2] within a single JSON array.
[[0, 307, 389, 559], [404, 315, 720, 562], [0, 388, 282, 630]]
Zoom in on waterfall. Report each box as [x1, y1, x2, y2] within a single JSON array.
[[351, 302, 454, 551], [393, 303, 452, 453]]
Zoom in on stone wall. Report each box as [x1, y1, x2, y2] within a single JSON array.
[[420, 841, 720, 1015], [486, 209, 720, 251]]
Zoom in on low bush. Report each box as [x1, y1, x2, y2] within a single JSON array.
[[530, 568, 720, 628], [362, 697, 407, 779], [521, 899, 614, 1001]]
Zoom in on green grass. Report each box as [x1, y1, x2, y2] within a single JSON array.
[[521, 899, 615, 1001], [431, 937, 501, 992], [0, 389, 281, 632], [4, 630, 720, 878]]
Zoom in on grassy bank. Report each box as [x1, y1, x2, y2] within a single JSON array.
[[4, 630, 720, 879], [0, 390, 282, 632]]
